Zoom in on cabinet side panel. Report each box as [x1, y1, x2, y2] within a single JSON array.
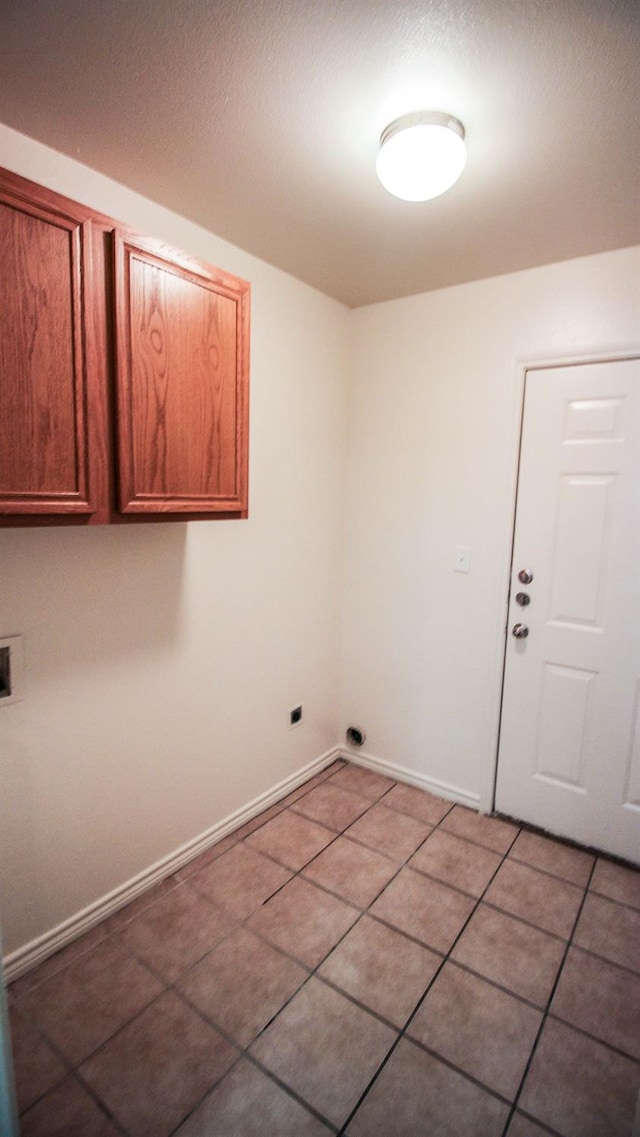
[[0, 194, 94, 514]]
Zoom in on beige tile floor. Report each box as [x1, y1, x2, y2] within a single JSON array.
[[7, 759, 640, 1136]]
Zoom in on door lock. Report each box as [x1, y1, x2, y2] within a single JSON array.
[[518, 568, 534, 584], [515, 592, 530, 606], [512, 623, 529, 638]]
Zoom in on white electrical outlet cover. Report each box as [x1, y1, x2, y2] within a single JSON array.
[[454, 546, 472, 573]]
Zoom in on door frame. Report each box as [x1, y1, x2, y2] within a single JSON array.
[[482, 347, 640, 817], [0, 925, 18, 1137]]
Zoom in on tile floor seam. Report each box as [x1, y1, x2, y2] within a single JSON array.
[[364, 911, 448, 956], [134, 896, 400, 1078], [80, 992, 245, 1137], [231, 760, 345, 835], [21, 916, 257, 1116], [173, 801, 479, 1133], [151, 963, 344, 1135], [295, 839, 410, 914], [430, 821, 514, 853], [170, 952, 312, 1053], [507, 853, 594, 887], [15, 1069, 68, 1120], [12, 767, 639, 1137], [545, 1011, 640, 1066], [498, 853, 599, 1137], [269, 871, 364, 918], [334, 813, 523, 1135], [15, 1031, 133, 1137], [50, 982, 171, 1066], [228, 891, 436, 1040], [309, 971, 408, 1035], [442, 958, 550, 1012], [346, 780, 398, 806], [326, 831, 406, 865], [13, 981, 168, 1126], [338, 824, 434, 863], [99, 923, 295, 1053], [511, 1108, 566, 1137], [162, 1052, 245, 1137], [63, 1067, 134, 1137], [8, 939, 111, 997], [227, 918, 321, 975], [288, 801, 370, 831], [496, 815, 639, 870], [110, 902, 241, 986], [587, 889, 640, 914], [336, 831, 428, 862], [404, 861, 494, 901], [397, 1034, 515, 1107], [234, 1052, 340, 1135], [382, 801, 456, 828], [564, 940, 640, 978], [242, 822, 344, 874], [481, 900, 574, 944]]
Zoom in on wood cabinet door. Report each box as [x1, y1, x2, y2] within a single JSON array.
[[0, 174, 99, 515], [113, 232, 250, 515]]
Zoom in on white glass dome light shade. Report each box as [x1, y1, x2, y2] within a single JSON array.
[[376, 111, 467, 202]]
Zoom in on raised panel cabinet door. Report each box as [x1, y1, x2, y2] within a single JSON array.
[[113, 232, 250, 515], [0, 173, 99, 515]]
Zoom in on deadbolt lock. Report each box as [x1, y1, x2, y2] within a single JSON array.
[[518, 568, 534, 584], [515, 592, 530, 606]]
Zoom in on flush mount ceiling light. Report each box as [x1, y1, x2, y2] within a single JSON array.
[[376, 111, 467, 202]]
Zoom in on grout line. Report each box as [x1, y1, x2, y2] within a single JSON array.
[[233, 1055, 341, 1135], [506, 853, 593, 889], [479, 900, 571, 943], [563, 941, 640, 978], [403, 861, 499, 902], [397, 1036, 514, 1105], [587, 889, 640, 914], [12, 763, 639, 1137], [443, 958, 550, 1013], [335, 816, 523, 1135], [13, 1001, 136, 1135], [507, 1110, 565, 1137], [498, 856, 599, 1137], [545, 1011, 640, 1066]]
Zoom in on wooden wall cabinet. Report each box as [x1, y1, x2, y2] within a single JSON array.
[[0, 168, 250, 526]]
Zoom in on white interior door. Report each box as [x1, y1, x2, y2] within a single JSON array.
[[495, 357, 640, 864]]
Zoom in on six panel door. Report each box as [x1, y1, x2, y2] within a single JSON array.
[[495, 358, 640, 863]]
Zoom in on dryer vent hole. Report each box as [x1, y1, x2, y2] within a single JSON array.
[[346, 726, 366, 748]]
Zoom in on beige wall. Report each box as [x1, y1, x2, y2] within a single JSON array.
[[1, 123, 639, 962], [0, 125, 351, 956], [341, 246, 640, 809]]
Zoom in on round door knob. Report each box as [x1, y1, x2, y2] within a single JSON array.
[[512, 623, 529, 638], [518, 569, 534, 584]]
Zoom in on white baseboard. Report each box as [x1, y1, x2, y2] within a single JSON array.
[[3, 746, 343, 982], [338, 746, 481, 811], [4, 744, 480, 982]]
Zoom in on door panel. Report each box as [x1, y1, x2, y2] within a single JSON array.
[[495, 358, 640, 863]]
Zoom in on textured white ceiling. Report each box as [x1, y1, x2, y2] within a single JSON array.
[[1, 0, 638, 306]]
